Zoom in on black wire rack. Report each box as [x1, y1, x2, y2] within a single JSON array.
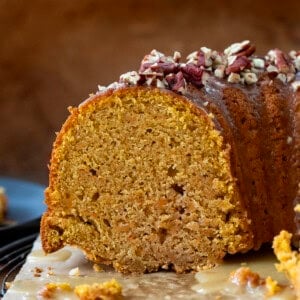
[[0, 233, 38, 297]]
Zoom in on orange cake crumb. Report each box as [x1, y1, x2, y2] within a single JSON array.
[[273, 230, 300, 298], [74, 279, 123, 300]]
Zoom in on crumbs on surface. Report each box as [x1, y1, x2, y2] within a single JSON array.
[[230, 266, 282, 296], [74, 279, 123, 300], [265, 276, 282, 296], [38, 282, 72, 298], [273, 230, 300, 298], [37, 279, 123, 300], [230, 266, 263, 288], [32, 267, 43, 277]]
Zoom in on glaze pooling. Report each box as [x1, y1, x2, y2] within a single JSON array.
[[3, 238, 296, 299]]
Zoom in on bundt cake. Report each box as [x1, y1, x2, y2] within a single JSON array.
[[41, 41, 300, 274]]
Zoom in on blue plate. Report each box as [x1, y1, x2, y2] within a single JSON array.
[[0, 177, 46, 228]]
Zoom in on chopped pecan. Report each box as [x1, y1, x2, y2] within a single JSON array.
[[277, 73, 287, 83], [266, 65, 279, 79], [180, 64, 203, 87], [252, 58, 265, 69], [139, 49, 179, 75], [224, 40, 251, 57], [149, 62, 179, 75], [243, 72, 258, 84], [197, 51, 206, 67], [236, 44, 256, 58], [139, 62, 156, 74], [294, 57, 300, 71], [227, 73, 241, 83], [173, 51, 181, 63], [292, 80, 300, 91], [187, 49, 213, 67], [214, 65, 226, 78], [274, 49, 290, 73], [287, 73, 295, 83], [165, 71, 186, 93], [225, 56, 251, 75], [119, 71, 141, 85]]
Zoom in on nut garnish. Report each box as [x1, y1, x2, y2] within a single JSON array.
[[292, 81, 300, 91], [224, 40, 251, 57], [165, 72, 187, 93], [181, 64, 203, 87], [227, 73, 241, 83], [243, 72, 258, 84], [252, 58, 265, 69], [119, 71, 141, 85], [93, 41, 300, 95], [225, 56, 251, 75], [287, 136, 293, 144]]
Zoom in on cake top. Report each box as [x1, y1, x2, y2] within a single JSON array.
[[97, 41, 300, 95]]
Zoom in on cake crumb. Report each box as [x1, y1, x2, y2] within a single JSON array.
[[265, 276, 281, 296], [74, 279, 123, 300], [47, 267, 55, 276], [33, 267, 43, 277], [38, 282, 72, 298], [230, 266, 262, 287], [230, 266, 282, 296], [273, 230, 300, 298], [69, 267, 80, 276]]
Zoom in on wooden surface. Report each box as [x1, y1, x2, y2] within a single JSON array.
[[0, 0, 299, 184]]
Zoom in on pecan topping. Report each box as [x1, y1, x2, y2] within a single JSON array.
[[166, 71, 186, 92], [119, 71, 141, 85], [149, 62, 179, 75], [273, 49, 290, 73], [227, 73, 241, 83], [196, 51, 206, 67], [173, 51, 181, 63], [187, 51, 206, 67], [95, 41, 300, 95], [292, 81, 300, 91], [266, 65, 279, 79], [180, 64, 204, 87], [214, 65, 226, 78], [139, 49, 179, 75], [252, 58, 265, 69], [236, 44, 256, 58], [243, 72, 258, 84], [224, 40, 251, 57], [225, 56, 251, 75]]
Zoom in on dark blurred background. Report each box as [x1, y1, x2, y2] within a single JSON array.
[[0, 0, 299, 185]]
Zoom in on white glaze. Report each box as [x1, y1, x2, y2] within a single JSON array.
[[3, 238, 296, 299]]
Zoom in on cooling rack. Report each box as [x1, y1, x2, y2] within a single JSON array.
[[0, 233, 38, 297]]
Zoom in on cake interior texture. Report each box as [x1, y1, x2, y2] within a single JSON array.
[[41, 87, 254, 273]]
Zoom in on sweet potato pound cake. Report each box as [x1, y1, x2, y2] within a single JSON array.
[[41, 41, 300, 274]]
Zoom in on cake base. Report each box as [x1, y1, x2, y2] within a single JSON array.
[[3, 238, 296, 299]]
